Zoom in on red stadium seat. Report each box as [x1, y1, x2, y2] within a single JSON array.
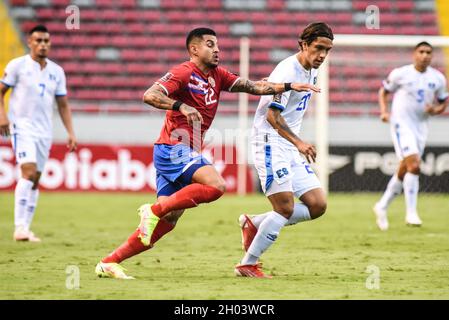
[[7, 0, 442, 111], [395, 0, 414, 11], [266, 0, 284, 10], [51, 0, 70, 7], [9, 0, 27, 5]]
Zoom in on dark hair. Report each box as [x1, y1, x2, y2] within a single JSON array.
[[186, 27, 216, 49], [298, 22, 333, 49], [415, 41, 432, 50], [29, 25, 49, 35]]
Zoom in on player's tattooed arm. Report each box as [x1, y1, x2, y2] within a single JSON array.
[[230, 79, 277, 94], [143, 84, 203, 125], [266, 105, 316, 163], [143, 84, 179, 110], [230, 78, 320, 95]]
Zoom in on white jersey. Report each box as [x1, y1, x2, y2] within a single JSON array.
[[252, 54, 318, 149], [382, 64, 448, 137], [1, 54, 67, 138]]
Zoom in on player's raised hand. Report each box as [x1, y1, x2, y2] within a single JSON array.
[[380, 112, 390, 122], [291, 83, 321, 93], [180, 104, 203, 126], [0, 117, 10, 137], [295, 141, 316, 163], [67, 134, 77, 152]]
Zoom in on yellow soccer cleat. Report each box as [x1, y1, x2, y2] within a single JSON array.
[[137, 204, 160, 246], [95, 262, 135, 280]]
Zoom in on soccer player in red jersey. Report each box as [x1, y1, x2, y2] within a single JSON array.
[[95, 27, 320, 279]]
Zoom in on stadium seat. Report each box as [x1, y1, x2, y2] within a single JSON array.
[[6, 0, 441, 114]]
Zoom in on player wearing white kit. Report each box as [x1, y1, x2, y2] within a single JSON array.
[[235, 22, 333, 278], [0, 25, 77, 241], [373, 41, 448, 231]]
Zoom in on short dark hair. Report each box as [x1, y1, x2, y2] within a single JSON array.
[[299, 22, 334, 49], [415, 41, 432, 50], [29, 25, 49, 35], [186, 27, 216, 49]]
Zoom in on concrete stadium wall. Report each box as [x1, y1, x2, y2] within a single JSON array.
[[53, 112, 449, 147]]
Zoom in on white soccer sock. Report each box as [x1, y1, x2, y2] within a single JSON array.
[[241, 211, 288, 265], [377, 174, 403, 209], [250, 203, 311, 228], [14, 179, 33, 229], [24, 188, 39, 231], [249, 211, 271, 228], [403, 173, 419, 215], [286, 203, 311, 226]]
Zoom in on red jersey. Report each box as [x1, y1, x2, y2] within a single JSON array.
[[154, 61, 239, 148]]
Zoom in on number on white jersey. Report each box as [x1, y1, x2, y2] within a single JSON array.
[[296, 93, 311, 111], [39, 83, 46, 97]]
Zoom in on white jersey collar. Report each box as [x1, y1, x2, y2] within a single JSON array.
[[26, 54, 49, 70]]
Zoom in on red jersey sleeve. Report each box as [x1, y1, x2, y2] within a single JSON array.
[[217, 66, 240, 92], [155, 63, 191, 96]]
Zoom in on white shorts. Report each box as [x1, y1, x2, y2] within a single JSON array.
[[390, 123, 425, 160], [11, 134, 52, 172], [252, 134, 321, 198]]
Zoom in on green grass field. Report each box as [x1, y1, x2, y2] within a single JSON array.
[[0, 192, 448, 300]]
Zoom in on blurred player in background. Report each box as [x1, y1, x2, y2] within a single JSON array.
[[235, 22, 333, 278], [95, 27, 319, 279], [373, 41, 449, 231], [0, 25, 77, 242]]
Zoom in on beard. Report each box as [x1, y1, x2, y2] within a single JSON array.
[[37, 50, 48, 59], [206, 61, 218, 69]]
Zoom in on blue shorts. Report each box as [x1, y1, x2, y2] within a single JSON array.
[[154, 143, 210, 197]]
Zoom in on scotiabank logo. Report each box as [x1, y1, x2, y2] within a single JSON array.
[[0, 143, 252, 193], [0, 145, 157, 191]]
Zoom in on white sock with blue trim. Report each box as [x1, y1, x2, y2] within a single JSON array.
[[286, 203, 311, 225], [14, 178, 33, 229], [241, 211, 288, 265], [25, 189, 39, 232], [403, 173, 419, 215], [250, 202, 311, 228]]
